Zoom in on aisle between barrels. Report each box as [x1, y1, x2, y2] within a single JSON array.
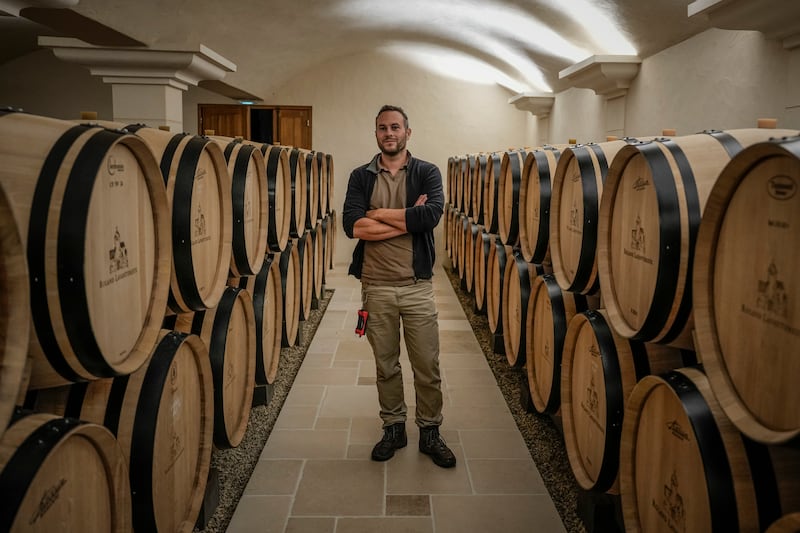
[[227, 265, 567, 533]]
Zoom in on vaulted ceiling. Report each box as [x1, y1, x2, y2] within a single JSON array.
[[1, 0, 714, 97]]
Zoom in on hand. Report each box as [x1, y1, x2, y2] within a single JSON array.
[[414, 194, 427, 206]]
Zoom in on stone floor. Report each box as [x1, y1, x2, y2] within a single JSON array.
[[226, 266, 568, 533]]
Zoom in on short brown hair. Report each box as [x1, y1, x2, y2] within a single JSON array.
[[376, 105, 409, 129]]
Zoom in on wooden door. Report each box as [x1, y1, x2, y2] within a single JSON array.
[[198, 105, 249, 138], [276, 108, 311, 149]]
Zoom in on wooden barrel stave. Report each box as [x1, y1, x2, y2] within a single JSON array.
[[693, 136, 800, 445], [174, 286, 256, 449], [0, 112, 171, 389], [598, 128, 800, 349]]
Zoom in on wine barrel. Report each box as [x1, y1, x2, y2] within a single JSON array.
[[209, 136, 269, 277], [502, 251, 544, 367], [287, 147, 308, 239], [472, 229, 493, 315], [518, 147, 562, 264], [598, 127, 800, 349], [456, 214, 470, 288], [498, 149, 527, 245], [310, 221, 325, 304], [280, 240, 301, 347], [26, 330, 214, 533], [317, 151, 329, 218], [296, 232, 314, 321], [324, 153, 335, 216], [550, 140, 632, 296], [620, 367, 800, 532], [0, 111, 171, 389], [302, 149, 320, 230], [174, 286, 256, 449], [326, 209, 337, 272], [0, 180, 29, 432], [464, 222, 482, 295], [462, 154, 476, 219], [0, 413, 131, 532], [127, 126, 233, 314], [693, 136, 800, 445], [482, 153, 503, 234], [526, 274, 589, 414], [231, 253, 283, 386], [471, 153, 489, 225], [560, 309, 691, 494], [486, 239, 513, 338], [767, 513, 800, 533], [242, 141, 292, 252]]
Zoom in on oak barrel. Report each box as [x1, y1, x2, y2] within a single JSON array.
[[231, 253, 283, 386], [518, 147, 562, 264], [767, 513, 800, 533], [26, 330, 214, 533], [620, 367, 800, 532], [526, 274, 589, 414], [209, 136, 269, 277], [486, 240, 513, 337], [174, 286, 256, 449], [0, 112, 171, 389], [501, 251, 544, 367], [498, 149, 527, 245], [0, 413, 131, 532], [280, 240, 301, 347], [302, 149, 320, 230], [598, 127, 800, 349], [560, 309, 690, 494], [472, 229, 494, 314], [129, 126, 233, 314], [287, 147, 308, 239], [471, 153, 488, 225], [550, 140, 631, 295], [481, 153, 503, 234], [243, 141, 293, 252], [0, 180, 29, 432], [693, 136, 800, 445], [296, 232, 314, 321]]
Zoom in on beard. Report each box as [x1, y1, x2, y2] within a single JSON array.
[[378, 135, 407, 156]]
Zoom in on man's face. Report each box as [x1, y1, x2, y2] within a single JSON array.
[[375, 111, 411, 156]]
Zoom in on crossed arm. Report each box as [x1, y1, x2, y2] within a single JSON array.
[[352, 194, 428, 241]]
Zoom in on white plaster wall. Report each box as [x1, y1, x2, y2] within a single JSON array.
[[263, 50, 533, 268], [626, 28, 795, 134], [0, 49, 112, 120], [548, 86, 606, 144]]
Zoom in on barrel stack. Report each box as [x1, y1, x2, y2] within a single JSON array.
[[446, 121, 800, 532], [0, 109, 337, 532]]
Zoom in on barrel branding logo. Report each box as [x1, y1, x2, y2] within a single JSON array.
[[29, 478, 67, 525], [666, 419, 689, 441], [652, 470, 686, 533], [567, 201, 581, 234], [741, 261, 800, 337], [581, 373, 602, 430], [100, 226, 138, 288], [107, 155, 125, 176], [633, 175, 650, 192], [193, 205, 211, 245], [767, 175, 796, 200], [245, 196, 253, 223], [623, 214, 653, 265]]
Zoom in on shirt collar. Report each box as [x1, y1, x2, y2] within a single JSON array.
[[367, 152, 412, 174]]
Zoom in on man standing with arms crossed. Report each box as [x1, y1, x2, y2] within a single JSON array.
[[342, 105, 455, 468]]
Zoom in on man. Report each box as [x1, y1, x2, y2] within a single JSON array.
[[342, 104, 455, 468]]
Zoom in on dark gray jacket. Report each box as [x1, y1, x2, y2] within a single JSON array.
[[342, 153, 444, 280]]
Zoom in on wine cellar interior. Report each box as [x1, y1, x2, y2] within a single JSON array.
[[1, 1, 799, 532]]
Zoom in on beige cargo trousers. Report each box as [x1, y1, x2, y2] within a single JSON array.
[[361, 279, 443, 429]]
